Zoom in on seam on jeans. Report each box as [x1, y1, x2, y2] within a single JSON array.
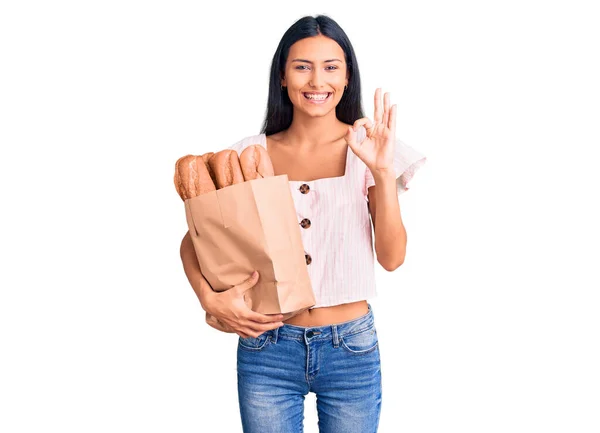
[[332, 325, 339, 347], [339, 324, 375, 339], [340, 338, 378, 355], [238, 336, 271, 351], [276, 335, 304, 341]]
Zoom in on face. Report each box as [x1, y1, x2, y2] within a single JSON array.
[[281, 35, 349, 117]]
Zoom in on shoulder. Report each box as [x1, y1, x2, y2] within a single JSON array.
[[227, 133, 266, 155]]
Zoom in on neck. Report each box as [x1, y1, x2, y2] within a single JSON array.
[[283, 109, 344, 150]]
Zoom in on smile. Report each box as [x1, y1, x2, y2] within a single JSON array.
[[303, 92, 332, 104]]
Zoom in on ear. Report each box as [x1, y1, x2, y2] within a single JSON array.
[[281, 75, 286, 87]]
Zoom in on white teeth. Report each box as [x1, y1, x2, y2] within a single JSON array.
[[304, 93, 330, 100]]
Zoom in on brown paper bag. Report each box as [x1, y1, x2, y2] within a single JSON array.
[[184, 174, 315, 318]]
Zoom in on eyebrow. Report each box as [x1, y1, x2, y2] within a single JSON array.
[[291, 58, 343, 64]]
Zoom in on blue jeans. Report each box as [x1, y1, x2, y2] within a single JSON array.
[[237, 303, 382, 433]]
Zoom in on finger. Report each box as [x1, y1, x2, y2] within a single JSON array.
[[352, 117, 375, 137], [229, 316, 278, 338], [242, 320, 284, 336], [345, 125, 359, 155], [206, 315, 235, 333], [219, 316, 253, 338], [244, 308, 285, 323], [215, 317, 236, 333], [390, 104, 397, 133], [383, 92, 390, 127], [235, 271, 260, 292], [215, 322, 236, 333], [352, 117, 373, 130], [232, 272, 286, 324], [374, 88, 382, 124], [231, 272, 285, 322]]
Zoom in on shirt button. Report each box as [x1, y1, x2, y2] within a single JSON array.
[[299, 184, 310, 194], [305, 254, 312, 265], [300, 218, 311, 229]]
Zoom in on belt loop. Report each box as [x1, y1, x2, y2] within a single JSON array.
[[271, 327, 278, 344], [332, 324, 339, 348]]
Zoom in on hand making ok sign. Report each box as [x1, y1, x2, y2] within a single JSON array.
[[345, 88, 397, 174]]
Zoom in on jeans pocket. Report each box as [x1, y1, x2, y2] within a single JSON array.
[[340, 326, 379, 355], [238, 332, 271, 352]]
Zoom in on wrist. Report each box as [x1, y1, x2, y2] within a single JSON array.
[[198, 278, 217, 314], [372, 167, 396, 183]]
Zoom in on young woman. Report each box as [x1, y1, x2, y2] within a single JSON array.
[[180, 14, 426, 433]]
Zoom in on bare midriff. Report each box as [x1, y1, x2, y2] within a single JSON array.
[[283, 300, 369, 327]]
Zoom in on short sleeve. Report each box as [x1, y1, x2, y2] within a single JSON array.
[[365, 138, 427, 195], [227, 134, 264, 156], [227, 138, 244, 155]]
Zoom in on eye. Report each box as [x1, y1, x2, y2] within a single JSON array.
[[295, 65, 309, 70], [326, 65, 338, 70]]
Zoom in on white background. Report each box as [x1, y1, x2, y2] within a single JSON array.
[[1, 1, 599, 432]]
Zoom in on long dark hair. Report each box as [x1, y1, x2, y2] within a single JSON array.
[[260, 15, 365, 136]]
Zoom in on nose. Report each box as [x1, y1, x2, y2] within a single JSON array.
[[309, 69, 325, 88]]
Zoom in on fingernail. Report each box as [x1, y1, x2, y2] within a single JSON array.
[[252, 271, 258, 278]]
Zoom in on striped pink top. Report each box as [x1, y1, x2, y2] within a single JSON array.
[[228, 126, 427, 309]]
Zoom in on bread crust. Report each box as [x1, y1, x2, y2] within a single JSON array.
[[174, 154, 216, 200], [201, 152, 218, 187], [208, 149, 245, 188], [240, 145, 275, 180]]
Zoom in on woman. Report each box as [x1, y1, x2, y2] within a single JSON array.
[[180, 14, 426, 433]]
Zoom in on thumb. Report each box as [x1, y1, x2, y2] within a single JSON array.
[[345, 126, 359, 156], [237, 271, 260, 293]]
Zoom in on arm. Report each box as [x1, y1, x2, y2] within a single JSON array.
[[367, 169, 407, 271], [180, 230, 215, 312], [180, 231, 236, 332], [179, 231, 281, 337]]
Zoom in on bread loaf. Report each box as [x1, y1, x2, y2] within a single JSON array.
[[208, 149, 245, 188], [173, 154, 216, 201], [175, 146, 274, 199], [201, 152, 218, 187], [239, 145, 275, 180]]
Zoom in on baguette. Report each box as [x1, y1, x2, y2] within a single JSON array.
[[239, 144, 275, 180], [173, 154, 216, 201], [201, 152, 218, 187], [207, 149, 245, 188]]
